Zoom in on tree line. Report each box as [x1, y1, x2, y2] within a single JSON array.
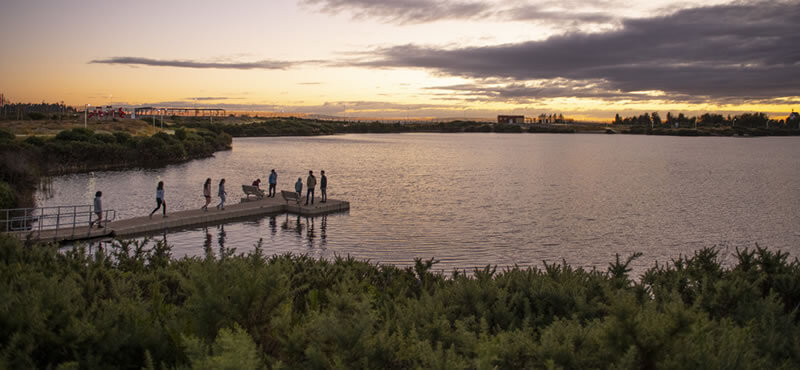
[[614, 111, 800, 129]]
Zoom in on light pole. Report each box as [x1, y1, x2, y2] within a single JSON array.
[[84, 104, 90, 128]]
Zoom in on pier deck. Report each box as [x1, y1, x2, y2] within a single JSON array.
[[12, 196, 349, 243]]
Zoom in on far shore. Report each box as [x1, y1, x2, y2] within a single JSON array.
[[3, 115, 800, 141]]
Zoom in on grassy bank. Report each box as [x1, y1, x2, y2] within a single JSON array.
[[0, 127, 231, 208], [1, 233, 797, 368], [0, 118, 164, 137], [175, 117, 581, 136]]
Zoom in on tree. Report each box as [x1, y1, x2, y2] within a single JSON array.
[[652, 112, 662, 126], [734, 112, 769, 128]]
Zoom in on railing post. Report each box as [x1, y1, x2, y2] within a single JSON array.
[[55, 207, 61, 237], [87, 205, 92, 237]]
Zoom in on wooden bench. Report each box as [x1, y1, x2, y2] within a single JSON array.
[[242, 185, 265, 199], [281, 190, 301, 206]]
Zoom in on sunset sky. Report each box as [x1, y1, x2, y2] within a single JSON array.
[[1, 0, 798, 121]]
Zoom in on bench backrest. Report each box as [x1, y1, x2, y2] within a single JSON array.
[[281, 190, 300, 200], [242, 185, 262, 193]]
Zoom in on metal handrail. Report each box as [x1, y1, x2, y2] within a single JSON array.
[[1, 205, 117, 239]]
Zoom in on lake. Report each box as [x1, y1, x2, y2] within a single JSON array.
[[38, 133, 800, 275]]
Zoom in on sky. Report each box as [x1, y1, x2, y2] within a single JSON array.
[[0, 0, 798, 121]]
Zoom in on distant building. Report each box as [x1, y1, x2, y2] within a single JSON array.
[[788, 111, 800, 121], [497, 115, 525, 124]]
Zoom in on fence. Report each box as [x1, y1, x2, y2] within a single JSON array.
[[1, 205, 117, 240]]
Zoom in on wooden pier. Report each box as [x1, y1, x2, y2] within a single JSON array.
[[10, 196, 349, 243]]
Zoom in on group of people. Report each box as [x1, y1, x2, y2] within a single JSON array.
[[250, 169, 279, 198], [293, 170, 327, 205], [251, 169, 328, 204], [201, 178, 228, 211], [88, 169, 329, 228]]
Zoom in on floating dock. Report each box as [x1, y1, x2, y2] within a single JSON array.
[[11, 196, 349, 243]]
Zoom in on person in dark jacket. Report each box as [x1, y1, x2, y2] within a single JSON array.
[[320, 170, 327, 203], [306, 170, 316, 205]]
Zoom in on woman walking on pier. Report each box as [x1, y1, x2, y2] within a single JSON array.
[[216, 178, 227, 210], [202, 178, 212, 211], [149, 181, 166, 218]]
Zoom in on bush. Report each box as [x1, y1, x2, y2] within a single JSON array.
[[0, 234, 797, 369], [26, 112, 46, 120], [0, 129, 14, 142], [23, 136, 45, 146], [55, 128, 94, 142], [0, 181, 15, 209]]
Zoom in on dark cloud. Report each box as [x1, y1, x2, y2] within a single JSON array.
[[497, 0, 619, 26], [300, 0, 491, 24], [301, 0, 641, 27], [354, 1, 800, 101], [90, 57, 302, 70], [426, 80, 661, 102]]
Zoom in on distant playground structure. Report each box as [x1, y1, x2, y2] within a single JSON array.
[[132, 107, 226, 118]]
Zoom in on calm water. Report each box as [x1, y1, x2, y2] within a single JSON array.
[[38, 133, 800, 275]]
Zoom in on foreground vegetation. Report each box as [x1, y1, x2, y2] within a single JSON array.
[[1, 234, 797, 368], [0, 127, 231, 208]]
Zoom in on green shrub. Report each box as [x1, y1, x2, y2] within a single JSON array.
[[0, 129, 14, 142], [0, 181, 15, 209], [0, 234, 797, 369], [26, 112, 46, 120], [22, 136, 45, 146]]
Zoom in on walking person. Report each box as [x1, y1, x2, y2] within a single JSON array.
[[306, 170, 316, 205], [320, 170, 327, 203], [216, 178, 227, 210], [268, 169, 277, 197], [149, 181, 166, 218], [201, 178, 211, 211], [295, 177, 303, 197], [90, 191, 103, 228]]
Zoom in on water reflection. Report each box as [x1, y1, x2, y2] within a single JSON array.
[[44, 134, 800, 276], [90, 213, 337, 257], [306, 216, 315, 248], [320, 215, 327, 248], [217, 224, 226, 255]]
